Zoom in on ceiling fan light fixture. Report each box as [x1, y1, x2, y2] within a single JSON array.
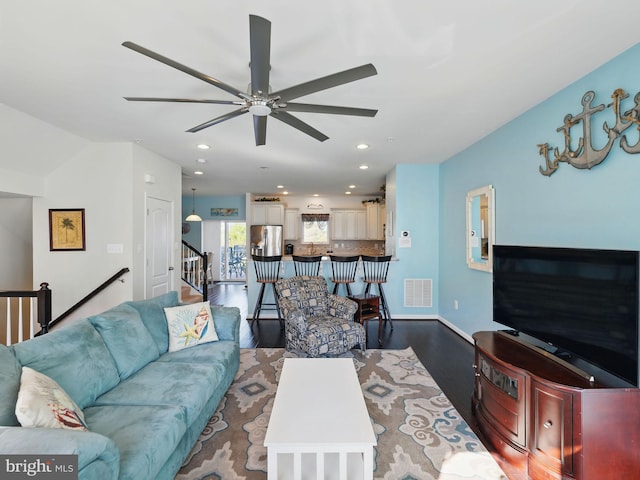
[[249, 100, 271, 116], [185, 188, 202, 222]]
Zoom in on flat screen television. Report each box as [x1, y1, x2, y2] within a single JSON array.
[[493, 245, 639, 386]]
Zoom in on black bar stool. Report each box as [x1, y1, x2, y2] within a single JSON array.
[[361, 255, 393, 329], [292, 255, 323, 276], [329, 255, 360, 296], [251, 255, 283, 328]]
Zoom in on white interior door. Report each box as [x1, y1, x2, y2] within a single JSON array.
[[146, 196, 174, 298]]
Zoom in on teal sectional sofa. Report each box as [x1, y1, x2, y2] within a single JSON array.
[[0, 291, 241, 480]]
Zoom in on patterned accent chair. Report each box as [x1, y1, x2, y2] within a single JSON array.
[[275, 275, 366, 357]]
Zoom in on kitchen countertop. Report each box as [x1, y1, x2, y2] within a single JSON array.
[[280, 254, 395, 261]]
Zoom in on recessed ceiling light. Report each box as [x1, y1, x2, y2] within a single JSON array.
[[196, 144, 210, 150], [196, 158, 207, 164], [359, 164, 369, 170], [277, 185, 284, 189], [349, 184, 356, 189], [283, 191, 289, 195], [345, 191, 352, 195], [356, 143, 369, 150], [312, 194, 319, 197], [194, 170, 204, 175]]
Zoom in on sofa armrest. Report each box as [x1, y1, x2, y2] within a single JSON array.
[[327, 294, 358, 320], [211, 306, 241, 342], [0, 426, 120, 479], [278, 298, 308, 335]]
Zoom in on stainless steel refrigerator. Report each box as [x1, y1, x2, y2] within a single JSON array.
[[250, 225, 283, 256]]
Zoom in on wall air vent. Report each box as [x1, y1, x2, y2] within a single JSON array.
[[404, 279, 433, 307]]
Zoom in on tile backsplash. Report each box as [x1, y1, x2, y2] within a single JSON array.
[[284, 239, 385, 256]]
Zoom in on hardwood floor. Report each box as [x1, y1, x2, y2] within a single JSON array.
[[207, 281, 525, 480]]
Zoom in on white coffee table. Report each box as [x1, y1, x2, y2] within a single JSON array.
[[264, 357, 376, 480]]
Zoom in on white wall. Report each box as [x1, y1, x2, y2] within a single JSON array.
[[202, 221, 222, 281], [0, 104, 88, 197], [0, 198, 33, 289], [32, 143, 135, 319], [29, 142, 182, 320], [132, 144, 182, 300]]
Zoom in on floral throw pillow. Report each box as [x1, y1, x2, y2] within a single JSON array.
[[15, 367, 88, 431], [164, 301, 219, 352]]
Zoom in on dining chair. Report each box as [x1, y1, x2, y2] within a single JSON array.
[[329, 255, 360, 296], [292, 255, 323, 276], [251, 255, 283, 328]]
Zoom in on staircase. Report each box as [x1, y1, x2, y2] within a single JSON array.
[[181, 240, 209, 303], [181, 285, 205, 304]]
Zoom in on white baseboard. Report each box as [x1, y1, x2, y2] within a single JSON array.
[[436, 315, 474, 344], [251, 312, 474, 344]]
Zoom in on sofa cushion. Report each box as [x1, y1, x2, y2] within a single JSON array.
[[89, 303, 160, 380], [83, 404, 187, 480], [0, 344, 21, 426], [11, 319, 120, 410], [0, 426, 120, 479], [16, 366, 88, 431], [125, 291, 179, 354], [209, 306, 241, 342], [94, 361, 222, 425], [157, 340, 239, 380], [164, 302, 219, 352]]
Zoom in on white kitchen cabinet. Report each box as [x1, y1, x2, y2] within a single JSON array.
[[284, 208, 299, 240], [365, 203, 385, 240], [251, 203, 284, 225], [331, 209, 366, 240]]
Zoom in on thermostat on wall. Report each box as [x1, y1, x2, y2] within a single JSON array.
[[399, 231, 411, 248]]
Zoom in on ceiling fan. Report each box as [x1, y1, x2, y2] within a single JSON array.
[[122, 15, 378, 145]]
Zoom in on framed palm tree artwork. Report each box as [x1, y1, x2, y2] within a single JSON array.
[[49, 209, 85, 251]]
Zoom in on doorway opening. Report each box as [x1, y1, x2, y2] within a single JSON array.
[[202, 220, 246, 283], [222, 222, 246, 281]]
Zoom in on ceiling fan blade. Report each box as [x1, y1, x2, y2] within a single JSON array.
[[282, 102, 377, 117], [186, 108, 247, 133], [272, 64, 377, 102], [249, 15, 271, 95], [271, 111, 329, 142], [253, 116, 267, 146], [122, 41, 250, 100], [124, 97, 243, 105]]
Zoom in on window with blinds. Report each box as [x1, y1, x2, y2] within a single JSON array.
[[301, 213, 330, 243]]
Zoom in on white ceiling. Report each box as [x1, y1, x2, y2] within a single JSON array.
[[2, 1, 640, 197]]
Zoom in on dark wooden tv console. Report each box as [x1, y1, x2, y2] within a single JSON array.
[[472, 331, 640, 480]]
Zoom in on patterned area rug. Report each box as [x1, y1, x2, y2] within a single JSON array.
[[176, 347, 508, 480]]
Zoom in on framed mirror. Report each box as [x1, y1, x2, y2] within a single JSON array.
[[466, 185, 495, 272]]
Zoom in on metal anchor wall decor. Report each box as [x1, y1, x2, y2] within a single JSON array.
[[538, 88, 640, 176]]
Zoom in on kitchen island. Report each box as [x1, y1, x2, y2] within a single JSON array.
[[246, 254, 399, 321]]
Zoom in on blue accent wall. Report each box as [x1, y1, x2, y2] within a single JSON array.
[[178, 43, 640, 339], [392, 164, 440, 315], [182, 194, 246, 249], [436, 42, 640, 336]]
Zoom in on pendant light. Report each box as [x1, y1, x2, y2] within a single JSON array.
[[185, 188, 202, 222]]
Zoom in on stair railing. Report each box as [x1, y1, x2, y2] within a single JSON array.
[[47, 267, 130, 331], [181, 240, 208, 302], [0, 282, 52, 345]]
